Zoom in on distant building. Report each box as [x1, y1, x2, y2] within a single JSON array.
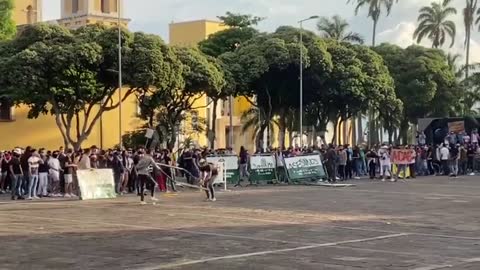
[[57, 0, 129, 29], [1, 0, 137, 150]]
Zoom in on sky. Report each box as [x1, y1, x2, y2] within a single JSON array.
[[41, 0, 480, 64]]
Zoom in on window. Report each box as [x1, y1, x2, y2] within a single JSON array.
[[111, 0, 118, 12], [101, 0, 109, 13], [0, 100, 13, 121], [72, 0, 79, 13], [26, 5, 34, 24]]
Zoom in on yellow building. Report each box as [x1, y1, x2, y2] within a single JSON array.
[[12, 0, 42, 25], [0, 0, 138, 150], [169, 20, 254, 151], [57, 0, 129, 28]]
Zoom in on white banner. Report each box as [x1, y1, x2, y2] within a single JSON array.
[[250, 155, 276, 169], [77, 169, 116, 200], [207, 156, 238, 170], [211, 162, 225, 185]]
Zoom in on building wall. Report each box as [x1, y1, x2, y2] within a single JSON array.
[[0, 91, 140, 150], [0, 0, 139, 150], [13, 0, 42, 25]]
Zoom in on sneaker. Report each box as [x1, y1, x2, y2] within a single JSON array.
[[391, 179, 397, 182], [34, 196, 40, 199], [26, 197, 32, 200], [0, 190, 5, 194], [354, 177, 360, 180], [382, 179, 386, 182], [140, 201, 147, 205], [210, 198, 217, 202], [70, 193, 77, 198], [469, 172, 475, 176], [151, 197, 159, 202], [64, 194, 71, 198]]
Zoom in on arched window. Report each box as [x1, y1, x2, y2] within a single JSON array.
[[72, 0, 79, 13], [26, 5, 34, 24]]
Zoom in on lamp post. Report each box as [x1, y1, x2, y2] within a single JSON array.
[[298, 15, 318, 148], [118, 0, 123, 148]]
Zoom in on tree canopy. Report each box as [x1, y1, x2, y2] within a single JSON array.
[[0, 0, 16, 40]]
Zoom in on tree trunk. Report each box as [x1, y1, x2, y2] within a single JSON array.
[[209, 98, 218, 149], [465, 28, 471, 115], [342, 118, 348, 145], [332, 118, 339, 144], [278, 109, 286, 150], [356, 113, 363, 144], [351, 117, 356, 145], [372, 19, 377, 47], [388, 128, 393, 145], [312, 126, 317, 148], [255, 123, 267, 152], [400, 119, 409, 145]]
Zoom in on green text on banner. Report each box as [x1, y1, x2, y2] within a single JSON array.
[[284, 154, 327, 181], [77, 169, 116, 200], [207, 155, 239, 184], [249, 155, 277, 182]]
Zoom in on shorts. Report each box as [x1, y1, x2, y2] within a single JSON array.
[[64, 174, 73, 184]]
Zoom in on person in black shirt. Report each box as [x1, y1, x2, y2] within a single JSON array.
[[38, 149, 50, 197], [9, 151, 24, 200], [0, 152, 11, 193]]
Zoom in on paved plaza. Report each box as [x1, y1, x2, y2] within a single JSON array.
[[1, 177, 480, 269]]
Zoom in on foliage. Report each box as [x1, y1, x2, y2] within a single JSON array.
[[0, 0, 16, 40], [317, 15, 364, 44], [413, 0, 457, 48], [137, 47, 225, 150], [374, 44, 458, 142], [0, 24, 174, 150], [347, 0, 398, 45], [217, 12, 265, 28]]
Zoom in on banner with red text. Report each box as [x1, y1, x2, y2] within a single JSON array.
[[391, 149, 415, 165]]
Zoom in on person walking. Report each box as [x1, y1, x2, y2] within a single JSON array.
[[439, 144, 450, 176], [135, 149, 161, 205], [238, 146, 250, 186]]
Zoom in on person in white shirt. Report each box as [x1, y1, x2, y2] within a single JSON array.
[[439, 144, 450, 175], [76, 149, 91, 170], [378, 145, 394, 182], [27, 149, 43, 199], [48, 151, 62, 197]]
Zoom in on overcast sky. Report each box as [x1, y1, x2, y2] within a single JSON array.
[[42, 0, 480, 63]]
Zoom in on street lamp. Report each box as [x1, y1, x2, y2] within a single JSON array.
[[298, 15, 319, 148], [118, 0, 123, 149]]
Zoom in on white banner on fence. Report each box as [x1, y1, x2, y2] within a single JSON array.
[[207, 156, 239, 170], [77, 169, 116, 200], [250, 155, 276, 169]]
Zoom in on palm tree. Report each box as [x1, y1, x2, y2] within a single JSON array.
[[348, 0, 398, 46], [241, 107, 278, 151], [348, 0, 398, 146], [465, 0, 478, 80], [413, 0, 457, 48], [317, 15, 364, 44]]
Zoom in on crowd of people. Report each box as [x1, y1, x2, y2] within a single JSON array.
[[2, 129, 480, 202]]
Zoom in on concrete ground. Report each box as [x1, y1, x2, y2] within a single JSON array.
[[1, 176, 480, 270]]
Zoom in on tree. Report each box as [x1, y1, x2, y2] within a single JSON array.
[[413, 0, 457, 48], [465, 0, 477, 80], [240, 107, 278, 150], [348, 0, 398, 46], [198, 13, 261, 148], [374, 44, 458, 142], [217, 12, 264, 28], [0, 24, 176, 150], [0, 0, 15, 40], [228, 26, 333, 149], [317, 15, 364, 44], [137, 47, 225, 150]]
